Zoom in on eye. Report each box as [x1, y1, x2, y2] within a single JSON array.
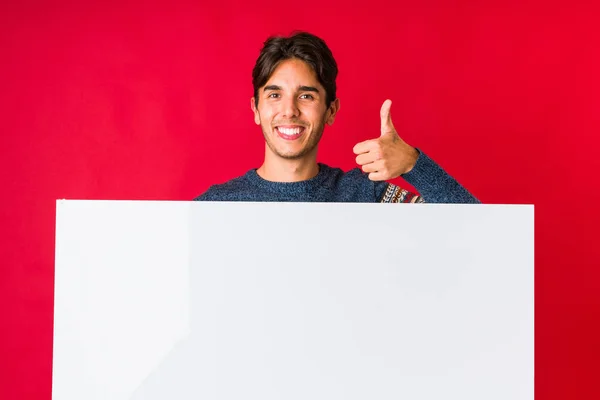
[[300, 94, 314, 100], [268, 93, 280, 99]]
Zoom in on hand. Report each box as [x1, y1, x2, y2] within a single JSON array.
[[352, 99, 419, 181]]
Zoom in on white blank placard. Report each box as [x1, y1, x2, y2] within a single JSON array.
[[53, 201, 533, 400], [53, 200, 191, 400]]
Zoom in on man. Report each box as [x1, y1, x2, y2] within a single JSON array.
[[196, 32, 479, 204]]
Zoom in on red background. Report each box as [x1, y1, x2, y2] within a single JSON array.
[[1, 1, 599, 398]]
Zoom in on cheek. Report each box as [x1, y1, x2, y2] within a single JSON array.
[[258, 106, 276, 120], [254, 105, 272, 126], [309, 109, 328, 126]]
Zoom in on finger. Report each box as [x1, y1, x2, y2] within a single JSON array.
[[352, 139, 376, 155], [380, 99, 395, 136], [361, 160, 383, 173], [368, 171, 386, 181], [355, 152, 379, 166]]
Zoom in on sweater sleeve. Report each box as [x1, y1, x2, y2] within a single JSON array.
[[400, 149, 480, 204]]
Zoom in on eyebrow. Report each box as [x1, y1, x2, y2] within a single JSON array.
[[299, 85, 320, 93], [263, 85, 320, 93]]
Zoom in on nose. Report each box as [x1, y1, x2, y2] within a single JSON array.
[[280, 95, 300, 119]]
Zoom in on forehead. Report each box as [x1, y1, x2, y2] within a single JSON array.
[[265, 58, 321, 87]]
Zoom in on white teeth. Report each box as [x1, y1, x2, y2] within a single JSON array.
[[278, 127, 302, 135]]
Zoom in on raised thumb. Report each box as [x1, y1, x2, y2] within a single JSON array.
[[380, 99, 394, 136]]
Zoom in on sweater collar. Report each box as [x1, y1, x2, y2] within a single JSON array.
[[244, 163, 332, 193]]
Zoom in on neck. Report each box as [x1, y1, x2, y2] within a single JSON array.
[[257, 147, 319, 182]]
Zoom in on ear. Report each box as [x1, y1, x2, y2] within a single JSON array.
[[250, 96, 260, 125], [325, 98, 340, 126]]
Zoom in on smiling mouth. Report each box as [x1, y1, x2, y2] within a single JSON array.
[[275, 126, 306, 140]]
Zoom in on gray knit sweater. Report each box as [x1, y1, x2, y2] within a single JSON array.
[[195, 150, 479, 204]]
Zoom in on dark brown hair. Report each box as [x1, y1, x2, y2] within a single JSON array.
[[252, 31, 338, 107]]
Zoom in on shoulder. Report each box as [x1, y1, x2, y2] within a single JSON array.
[[315, 165, 373, 202], [326, 165, 372, 187], [194, 174, 251, 201], [318, 164, 349, 187]]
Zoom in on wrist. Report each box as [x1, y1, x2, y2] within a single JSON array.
[[402, 146, 419, 174]]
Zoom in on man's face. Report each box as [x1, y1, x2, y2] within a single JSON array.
[[251, 58, 339, 160]]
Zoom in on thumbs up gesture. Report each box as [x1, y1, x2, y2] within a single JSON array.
[[352, 99, 419, 181]]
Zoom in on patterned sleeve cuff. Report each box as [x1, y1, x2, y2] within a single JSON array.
[[380, 184, 425, 203]]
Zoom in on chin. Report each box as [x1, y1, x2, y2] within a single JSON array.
[[274, 149, 306, 160]]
